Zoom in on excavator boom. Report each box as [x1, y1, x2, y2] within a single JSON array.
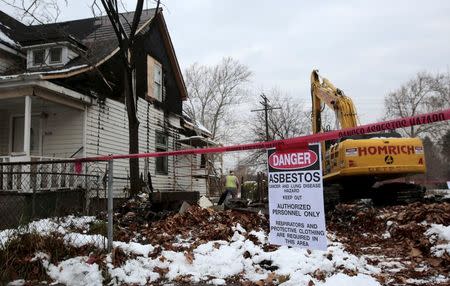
[[311, 70, 359, 132], [309, 70, 426, 206]]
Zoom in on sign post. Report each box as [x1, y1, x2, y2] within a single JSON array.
[[267, 143, 327, 250]]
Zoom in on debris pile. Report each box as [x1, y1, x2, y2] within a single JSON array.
[[329, 202, 450, 285], [115, 204, 268, 249], [1, 199, 449, 285]]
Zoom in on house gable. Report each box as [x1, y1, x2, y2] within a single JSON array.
[[134, 12, 186, 115], [34, 10, 188, 114]]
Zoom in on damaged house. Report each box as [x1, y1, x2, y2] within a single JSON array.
[[0, 9, 222, 200]]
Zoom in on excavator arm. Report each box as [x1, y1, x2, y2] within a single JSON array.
[[310, 70, 359, 133]]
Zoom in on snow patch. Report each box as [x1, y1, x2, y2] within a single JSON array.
[[425, 224, 450, 257], [425, 224, 450, 241], [113, 241, 155, 257], [249, 229, 267, 244], [108, 256, 164, 285], [0, 29, 18, 46], [64, 233, 106, 248], [316, 273, 381, 286], [0, 216, 98, 248], [46, 257, 103, 286], [232, 223, 246, 234]]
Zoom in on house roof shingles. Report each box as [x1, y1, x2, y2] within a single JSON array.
[[0, 9, 156, 71]]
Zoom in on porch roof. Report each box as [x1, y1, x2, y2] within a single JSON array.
[[0, 76, 92, 110]]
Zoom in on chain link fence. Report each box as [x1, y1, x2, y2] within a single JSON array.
[[0, 154, 220, 252], [0, 158, 110, 250]]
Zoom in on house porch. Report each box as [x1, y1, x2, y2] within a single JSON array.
[[0, 80, 93, 192]]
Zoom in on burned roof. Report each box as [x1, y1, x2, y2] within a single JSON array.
[[0, 9, 156, 69], [0, 10, 27, 48]]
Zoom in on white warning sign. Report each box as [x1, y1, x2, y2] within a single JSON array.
[[267, 143, 327, 251]]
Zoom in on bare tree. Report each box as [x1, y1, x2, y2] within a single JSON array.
[[384, 71, 450, 140], [0, 0, 66, 24], [184, 57, 252, 142], [422, 136, 447, 181], [440, 130, 450, 178], [244, 89, 310, 167], [250, 89, 310, 141], [4, 0, 161, 196]]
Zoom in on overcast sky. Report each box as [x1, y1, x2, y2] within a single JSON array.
[[3, 0, 449, 169], [164, 0, 450, 123], [4, 0, 450, 124]]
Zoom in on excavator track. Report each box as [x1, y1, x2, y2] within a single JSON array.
[[371, 182, 426, 206], [324, 182, 426, 210]]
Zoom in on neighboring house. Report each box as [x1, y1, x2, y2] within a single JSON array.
[[0, 9, 219, 197]]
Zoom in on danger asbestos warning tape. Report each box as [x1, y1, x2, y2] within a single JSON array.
[[76, 108, 450, 162]]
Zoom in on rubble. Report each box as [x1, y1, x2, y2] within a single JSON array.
[[1, 198, 449, 285], [328, 202, 450, 285]]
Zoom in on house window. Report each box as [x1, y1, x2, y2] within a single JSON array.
[[27, 46, 69, 69], [33, 49, 45, 66], [200, 154, 206, 169], [49, 47, 62, 63], [154, 63, 162, 101], [155, 131, 168, 174], [147, 55, 163, 101]]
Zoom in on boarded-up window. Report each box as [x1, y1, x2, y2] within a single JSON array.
[[147, 55, 163, 101], [155, 131, 168, 174]]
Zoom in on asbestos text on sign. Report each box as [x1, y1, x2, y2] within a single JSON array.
[[268, 143, 327, 251]]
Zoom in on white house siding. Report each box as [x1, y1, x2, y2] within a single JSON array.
[[85, 97, 208, 197], [0, 98, 84, 158], [85, 98, 130, 197], [0, 110, 10, 155], [40, 102, 84, 158]]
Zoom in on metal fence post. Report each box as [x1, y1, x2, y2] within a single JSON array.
[[107, 160, 113, 252]]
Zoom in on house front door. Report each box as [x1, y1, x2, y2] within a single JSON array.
[[11, 115, 41, 155]]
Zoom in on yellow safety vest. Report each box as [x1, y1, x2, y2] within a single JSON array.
[[225, 175, 237, 189]]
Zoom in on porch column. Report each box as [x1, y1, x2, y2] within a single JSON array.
[[24, 95, 31, 156]]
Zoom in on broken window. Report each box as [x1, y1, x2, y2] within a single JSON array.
[[33, 49, 45, 66], [155, 131, 168, 175], [49, 47, 62, 64], [154, 62, 163, 101]]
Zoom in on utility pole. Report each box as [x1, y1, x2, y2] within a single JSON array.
[[251, 94, 281, 141]]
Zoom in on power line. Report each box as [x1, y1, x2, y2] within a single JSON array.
[[251, 93, 281, 141]]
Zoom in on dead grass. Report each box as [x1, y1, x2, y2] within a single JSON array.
[[0, 232, 105, 283]]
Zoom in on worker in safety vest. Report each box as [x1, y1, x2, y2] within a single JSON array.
[[225, 170, 240, 198], [218, 170, 240, 205]]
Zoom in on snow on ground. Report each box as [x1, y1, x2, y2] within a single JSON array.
[[6, 210, 450, 285], [425, 189, 450, 199], [50, 224, 381, 285], [44, 256, 104, 286], [0, 215, 97, 247], [2, 215, 385, 285], [316, 273, 380, 286], [425, 224, 450, 257], [33, 231, 382, 286]]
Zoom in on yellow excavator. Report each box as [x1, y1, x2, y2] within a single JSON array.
[[310, 70, 426, 205]]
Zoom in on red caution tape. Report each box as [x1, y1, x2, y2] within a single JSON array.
[[76, 108, 450, 162]]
